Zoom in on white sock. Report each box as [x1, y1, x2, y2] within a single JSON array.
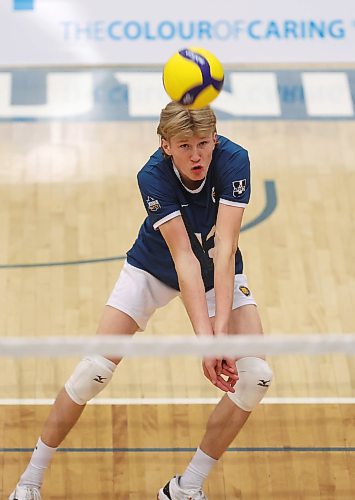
[[18, 437, 57, 488], [179, 447, 217, 491]]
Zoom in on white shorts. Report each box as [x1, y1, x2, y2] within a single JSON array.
[[106, 261, 257, 331]]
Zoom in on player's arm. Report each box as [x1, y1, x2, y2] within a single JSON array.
[[160, 215, 237, 392], [159, 215, 213, 337], [213, 203, 245, 334]]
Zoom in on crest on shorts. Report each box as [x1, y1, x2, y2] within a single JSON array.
[[232, 179, 247, 197], [146, 196, 161, 212], [239, 285, 251, 296]]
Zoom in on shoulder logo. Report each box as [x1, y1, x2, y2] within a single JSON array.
[[146, 196, 161, 212], [232, 179, 247, 197]]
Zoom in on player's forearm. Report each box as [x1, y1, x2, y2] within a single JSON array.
[[175, 253, 213, 337], [213, 243, 236, 334]]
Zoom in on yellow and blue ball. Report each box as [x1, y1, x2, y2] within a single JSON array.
[[163, 47, 224, 109]]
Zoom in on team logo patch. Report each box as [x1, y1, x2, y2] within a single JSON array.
[[232, 179, 247, 197], [239, 285, 251, 296], [146, 196, 161, 211]]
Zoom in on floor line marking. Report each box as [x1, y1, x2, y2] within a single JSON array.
[[0, 397, 354, 405], [1, 447, 354, 453]]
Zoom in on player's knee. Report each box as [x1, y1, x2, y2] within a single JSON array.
[[65, 355, 116, 405], [227, 357, 273, 412]]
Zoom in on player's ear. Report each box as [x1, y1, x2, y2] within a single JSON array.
[[213, 132, 218, 145], [161, 138, 171, 156]]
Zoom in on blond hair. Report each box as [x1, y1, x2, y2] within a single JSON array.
[[157, 101, 217, 141]]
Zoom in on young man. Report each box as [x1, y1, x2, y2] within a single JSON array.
[[9, 102, 272, 500]]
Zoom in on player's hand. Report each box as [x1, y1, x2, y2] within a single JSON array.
[[202, 357, 238, 392], [218, 357, 238, 386], [212, 329, 237, 387]]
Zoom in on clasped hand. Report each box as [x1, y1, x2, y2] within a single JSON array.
[[202, 357, 238, 392]]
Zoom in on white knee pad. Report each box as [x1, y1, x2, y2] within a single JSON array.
[[227, 357, 273, 412], [65, 355, 116, 405]]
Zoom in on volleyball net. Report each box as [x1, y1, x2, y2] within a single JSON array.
[[1, 333, 355, 358], [0, 333, 354, 404]]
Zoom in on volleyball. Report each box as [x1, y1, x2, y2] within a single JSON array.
[[163, 47, 224, 109]]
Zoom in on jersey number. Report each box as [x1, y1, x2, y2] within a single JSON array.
[[194, 225, 216, 259]]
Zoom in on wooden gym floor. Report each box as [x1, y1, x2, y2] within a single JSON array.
[[0, 110, 354, 497]]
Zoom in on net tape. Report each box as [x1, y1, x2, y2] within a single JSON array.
[[0, 334, 354, 358]]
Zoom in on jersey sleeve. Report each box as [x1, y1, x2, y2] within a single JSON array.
[[217, 148, 251, 207], [137, 169, 181, 230]]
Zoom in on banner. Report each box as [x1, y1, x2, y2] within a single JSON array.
[[1, 68, 354, 121], [0, 0, 354, 66]]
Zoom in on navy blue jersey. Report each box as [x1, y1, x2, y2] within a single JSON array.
[[127, 135, 250, 291]]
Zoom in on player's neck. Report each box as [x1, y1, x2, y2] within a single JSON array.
[[173, 164, 206, 192]]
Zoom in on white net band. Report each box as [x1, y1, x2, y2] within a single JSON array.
[[0, 334, 354, 358]]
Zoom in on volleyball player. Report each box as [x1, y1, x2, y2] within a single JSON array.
[[9, 102, 272, 500]]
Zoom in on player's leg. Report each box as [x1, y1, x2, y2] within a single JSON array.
[[198, 304, 270, 459], [172, 306, 269, 499], [159, 279, 272, 499], [10, 262, 179, 499], [9, 306, 138, 500], [41, 306, 139, 447]]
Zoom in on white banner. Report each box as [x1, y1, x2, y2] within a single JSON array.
[[0, 0, 355, 66]]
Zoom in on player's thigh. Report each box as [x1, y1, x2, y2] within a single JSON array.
[[207, 273, 262, 335], [97, 305, 139, 336], [229, 305, 264, 361], [209, 304, 263, 335], [229, 304, 263, 335], [96, 306, 139, 364], [106, 261, 178, 332]]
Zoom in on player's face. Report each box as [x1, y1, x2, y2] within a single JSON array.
[[162, 133, 217, 189]]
